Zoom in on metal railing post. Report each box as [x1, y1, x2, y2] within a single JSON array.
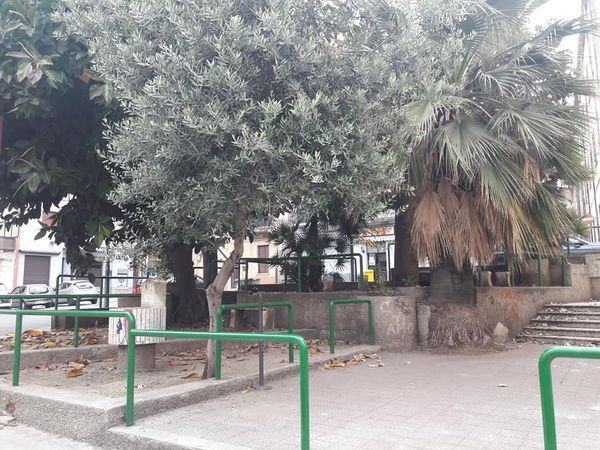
[[73, 298, 81, 347], [215, 307, 224, 380], [329, 301, 335, 354], [538, 346, 600, 450], [329, 299, 374, 354], [55, 274, 61, 310], [128, 329, 310, 449], [12, 311, 23, 386], [0, 309, 136, 393], [215, 302, 295, 380], [125, 325, 136, 426], [297, 256, 302, 292]]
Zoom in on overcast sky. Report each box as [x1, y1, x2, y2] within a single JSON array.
[[531, 0, 587, 57]]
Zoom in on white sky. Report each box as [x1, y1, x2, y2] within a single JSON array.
[[531, 0, 586, 57]]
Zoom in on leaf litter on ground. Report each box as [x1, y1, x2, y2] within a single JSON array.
[[322, 352, 382, 371]]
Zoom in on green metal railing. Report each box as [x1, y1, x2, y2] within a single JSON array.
[[214, 301, 295, 380], [0, 293, 140, 347], [328, 299, 374, 354], [0, 309, 136, 389], [55, 274, 147, 310], [238, 253, 365, 292], [128, 329, 310, 450], [538, 346, 600, 450], [0, 309, 311, 448]]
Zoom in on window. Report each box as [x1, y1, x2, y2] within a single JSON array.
[[29, 285, 49, 294], [257, 245, 269, 273]]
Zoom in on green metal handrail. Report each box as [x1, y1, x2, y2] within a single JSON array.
[[0, 309, 136, 391], [128, 329, 310, 450], [538, 346, 600, 450], [0, 293, 140, 347], [55, 274, 147, 310], [328, 299, 374, 354], [214, 301, 295, 380], [239, 253, 365, 292]]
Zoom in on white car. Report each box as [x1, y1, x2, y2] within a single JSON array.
[[0, 282, 9, 308], [56, 280, 99, 306], [10, 285, 54, 309]]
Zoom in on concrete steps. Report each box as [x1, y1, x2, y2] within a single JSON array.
[[519, 302, 600, 345]]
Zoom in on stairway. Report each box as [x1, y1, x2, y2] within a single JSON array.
[[519, 302, 600, 345]]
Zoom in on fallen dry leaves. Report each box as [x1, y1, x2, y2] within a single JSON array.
[[66, 368, 83, 378], [0, 327, 108, 352], [322, 353, 382, 371], [180, 371, 200, 379]]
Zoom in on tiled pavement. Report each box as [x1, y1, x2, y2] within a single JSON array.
[[116, 343, 600, 449]]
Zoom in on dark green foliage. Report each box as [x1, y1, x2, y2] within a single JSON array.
[[0, 0, 120, 269]]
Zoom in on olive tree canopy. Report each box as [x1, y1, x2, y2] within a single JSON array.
[[59, 0, 410, 376]]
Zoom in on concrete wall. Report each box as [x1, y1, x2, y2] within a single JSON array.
[[585, 254, 600, 298], [476, 264, 592, 336], [237, 289, 422, 351]]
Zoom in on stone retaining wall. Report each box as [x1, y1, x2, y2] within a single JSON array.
[[237, 290, 423, 351]]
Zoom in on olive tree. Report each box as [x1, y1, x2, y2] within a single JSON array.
[[59, 0, 408, 377]]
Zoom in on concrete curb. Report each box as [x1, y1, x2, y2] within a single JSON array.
[[0, 344, 380, 446]]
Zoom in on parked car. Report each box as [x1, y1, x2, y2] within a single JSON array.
[[10, 284, 53, 309], [0, 282, 10, 309], [564, 236, 600, 256], [55, 280, 98, 306]]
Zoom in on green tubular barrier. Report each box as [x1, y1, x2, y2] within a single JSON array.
[[328, 299, 374, 354], [538, 346, 600, 450], [240, 253, 365, 292], [0, 293, 140, 347], [0, 309, 135, 389], [129, 329, 310, 450], [214, 301, 295, 380]]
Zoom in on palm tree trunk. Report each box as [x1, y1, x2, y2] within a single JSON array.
[[428, 260, 475, 305], [393, 208, 419, 285]]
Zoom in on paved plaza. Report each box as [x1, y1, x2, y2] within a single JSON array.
[[110, 343, 600, 449], [3, 342, 600, 449]]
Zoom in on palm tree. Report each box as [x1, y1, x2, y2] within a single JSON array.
[[268, 214, 361, 291], [395, 2, 595, 301]]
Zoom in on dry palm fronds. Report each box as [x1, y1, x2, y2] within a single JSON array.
[[428, 305, 488, 348]]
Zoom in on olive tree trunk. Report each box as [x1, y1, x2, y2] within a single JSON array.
[[170, 243, 205, 324], [202, 208, 247, 379]]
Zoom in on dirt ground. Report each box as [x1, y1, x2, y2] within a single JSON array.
[[0, 339, 367, 397], [0, 327, 107, 352]]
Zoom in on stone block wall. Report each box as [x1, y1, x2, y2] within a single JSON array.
[[476, 263, 592, 336], [237, 290, 420, 351]]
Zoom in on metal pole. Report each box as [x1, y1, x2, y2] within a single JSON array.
[[329, 301, 335, 354], [55, 274, 61, 310], [562, 256, 567, 287], [12, 312, 23, 386], [297, 256, 302, 292], [215, 308, 223, 380], [368, 302, 374, 345], [125, 326, 136, 426], [73, 299, 81, 347], [99, 277, 104, 310], [298, 340, 310, 450], [257, 301, 265, 387], [287, 305, 294, 363]]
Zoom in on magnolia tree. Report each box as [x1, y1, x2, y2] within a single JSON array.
[[60, 0, 409, 377]]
